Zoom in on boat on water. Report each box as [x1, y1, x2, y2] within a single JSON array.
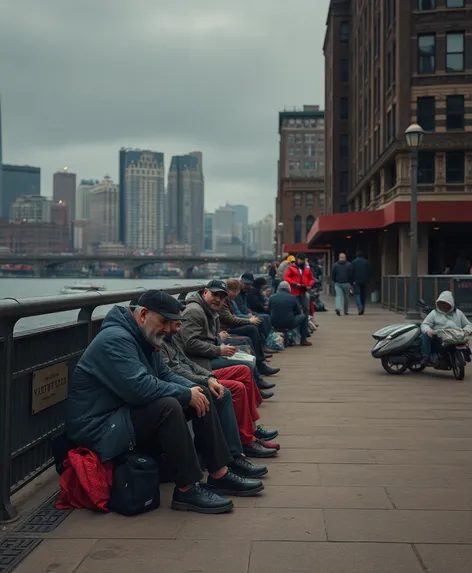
[[60, 282, 107, 295]]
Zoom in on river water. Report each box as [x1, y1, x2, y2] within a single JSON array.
[[0, 277, 202, 333]]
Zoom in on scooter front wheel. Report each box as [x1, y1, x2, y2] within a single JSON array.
[[452, 351, 465, 381], [381, 356, 408, 375]]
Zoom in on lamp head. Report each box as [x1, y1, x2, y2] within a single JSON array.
[[405, 123, 425, 149]]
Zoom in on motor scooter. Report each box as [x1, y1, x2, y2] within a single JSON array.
[[371, 299, 471, 381]]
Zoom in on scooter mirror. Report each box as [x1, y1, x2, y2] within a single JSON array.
[[417, 298, 426, 307]]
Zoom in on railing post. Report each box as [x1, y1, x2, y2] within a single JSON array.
[[78, 305, 97, 344], [0, 319, 19, 522]]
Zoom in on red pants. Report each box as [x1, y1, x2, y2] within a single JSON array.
[[212, 364, 262, 445]]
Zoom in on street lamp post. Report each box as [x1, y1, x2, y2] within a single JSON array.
[[278, 222, 284, 259], [405, 123, 425, 321]]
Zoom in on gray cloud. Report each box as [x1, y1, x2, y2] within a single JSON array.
[[0, 0, 329, 220]]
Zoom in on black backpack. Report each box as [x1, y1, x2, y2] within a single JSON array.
[[108, 452, 160, 516]]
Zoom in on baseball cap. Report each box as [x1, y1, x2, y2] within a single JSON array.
[[240, 272, 255, 285], [206, 279, 228, 295], [137, 290, 184, 320]]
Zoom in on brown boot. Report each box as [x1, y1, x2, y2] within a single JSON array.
[[300, 339, 313, 346]]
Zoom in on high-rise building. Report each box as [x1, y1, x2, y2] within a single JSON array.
[[0, 96, 3, 221], [276, 105, 325, 256], [248, 214, 274, 256], [119, 148, 165, 252], [309, 0, 472, 278], [88, 176, 119, 248], [1, 164, 41, 219], [203, 212, 216, 252], [229, 204, 249, 243], [10, 195, 51, 223], [53, 168, 76, 235], [76, 179, 98, 220], [166, 152, 204, 254]]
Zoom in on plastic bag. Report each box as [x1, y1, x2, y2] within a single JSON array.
[[266, 331, 285, 351]]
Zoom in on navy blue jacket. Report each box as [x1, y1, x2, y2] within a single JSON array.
[[351, 256, 372, 284], [66, 306, 195, 461], [268, 290, 302, 328]]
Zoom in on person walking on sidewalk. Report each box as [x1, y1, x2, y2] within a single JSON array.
[[351, 250, 372, 315], [331, 253, 352, 316]]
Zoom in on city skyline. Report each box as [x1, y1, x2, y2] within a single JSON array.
[[0, 0, 329, 222]]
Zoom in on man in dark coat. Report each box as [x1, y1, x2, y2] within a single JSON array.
[[66, 290, 262, 514], [269, 281, 312, 346], [351, 250, 372, 315]]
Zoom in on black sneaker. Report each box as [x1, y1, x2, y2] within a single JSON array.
[[254, 425, 279, 441], [259, 389, 274, 400], [171, 483, 233, 514], [335, 309, 341, 316], [257, 378, 276, 390], [206, 471, 264, 497], [229, 455, 268, 478]]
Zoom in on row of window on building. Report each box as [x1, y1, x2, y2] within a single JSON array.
[[288, 146, 323, 157], [417, 94, 468, 131], [417, 150, 467, 184], [288, 134, 324, 144], [282, 119, 324, 128], [418, 31, 466, 74], [293, 215, 316, 244], [418, 0, 466, 11], [291, 192, 325, 210]]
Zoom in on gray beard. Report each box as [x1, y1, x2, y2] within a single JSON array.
[[142, 327, 164, 348]]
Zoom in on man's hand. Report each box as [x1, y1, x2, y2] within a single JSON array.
[[189, 386, 210, 417], [426, 329, 434, 337], [220, 344, 237, 357], [249, 316, 261, 325], [220, 331, 230, 341], [208, 378, 225, 399]]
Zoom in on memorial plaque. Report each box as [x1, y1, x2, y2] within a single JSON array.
[[31, 362, 68, 414]]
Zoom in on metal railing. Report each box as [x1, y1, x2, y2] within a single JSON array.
[[0, 285, 202, 522], [382, 275, 472, 315]]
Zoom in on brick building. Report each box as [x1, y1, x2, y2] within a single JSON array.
[[276, 106, 328, 259], [310, 0, 472, 281], [0, 221, 69, 254]]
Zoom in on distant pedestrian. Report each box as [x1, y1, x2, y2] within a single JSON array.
[[351, 250, 372, 315], [331, 253, 352, 316]]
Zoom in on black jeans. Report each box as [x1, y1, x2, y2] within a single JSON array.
[[354, 283, 368, 310], [212, 387, 243, 458], [130, 388, 232, 488], [230, 324, 265, 362]]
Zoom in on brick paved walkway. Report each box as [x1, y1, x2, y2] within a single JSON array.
[[14, 302, 472, 572]]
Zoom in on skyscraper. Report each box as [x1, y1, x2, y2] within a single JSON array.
[[1, 164, 41, 219], [166, 152, 204, 254], [88, 176, 119, 247], [119, 148, 165, 251], [76, 179, 99, 220], [0, 96, 3, 221], [53, 168, 76, 236]]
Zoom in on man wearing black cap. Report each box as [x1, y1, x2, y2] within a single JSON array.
[[284, 253, 315, 315], [66, 289, 263, 515]]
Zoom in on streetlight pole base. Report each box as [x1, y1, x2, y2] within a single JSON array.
[[405, 310, 422, 322]]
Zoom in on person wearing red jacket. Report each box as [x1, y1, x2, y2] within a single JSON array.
[[283, 252, 315, 314]]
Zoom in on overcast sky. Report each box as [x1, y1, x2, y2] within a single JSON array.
[[0, 0, 329, 222]]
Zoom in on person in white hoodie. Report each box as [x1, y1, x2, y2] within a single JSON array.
[[420, 290, 472, 365]]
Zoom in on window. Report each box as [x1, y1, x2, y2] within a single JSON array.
[[306, 193, 314, 207], [340, 204, 349, 213], [392, 104, 396, 139], [387, 110, 392, 143], [306, 216, 315, 235], [417, 97, 435, 131], [392, 43, 396, 84], [293, 216, 302, 243], [418, 34, 436, 73], [340, 21, 349, 44], [340, 171, 349, 196], [446, 151, 465, 183], [288, 146, 295, 156], [340, 97, 349, 120], [447, 0, 464, 7], [293, 193, 302, 207], [319, 193, 325, 211], [340, 58, 349, 82], [340, 134, 349, 158], [446, 95, 464, 130], [446, 32, 465, 72], [418, 0, 436, 9], [417, 151, 435, 184]]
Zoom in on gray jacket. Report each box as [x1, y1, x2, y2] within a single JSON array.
[[421, 290, 472, 334], [176, 291, 222, 370], [160, 335, 212, 386]]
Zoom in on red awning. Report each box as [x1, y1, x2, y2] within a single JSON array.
[[282, 243, 330, 254], [308, 200, 472, 245]]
